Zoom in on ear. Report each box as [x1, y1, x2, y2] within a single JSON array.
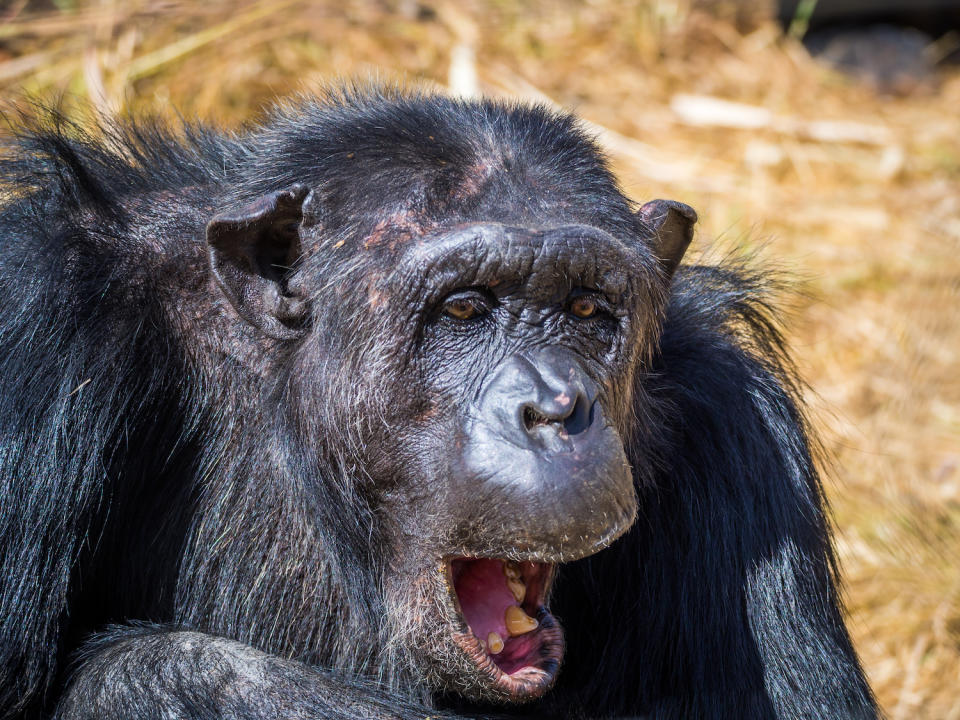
[[206, 186, 310, 340], [635, 199, 698, 278]]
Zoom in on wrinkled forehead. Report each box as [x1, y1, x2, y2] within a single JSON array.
[[326, 178, 640, 268], [330, 184, 645, 282], [308, 147, 638, 260], [382, 222, 661, 312]]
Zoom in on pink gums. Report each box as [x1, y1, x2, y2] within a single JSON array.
[[452, 558, 541, 675], [453, 558, 514, 641]]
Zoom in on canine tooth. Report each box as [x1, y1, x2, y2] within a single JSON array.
[[507, 577, 526, 603], [503, 561, 521, 581], [504, 605, 538, 636], [487, 632, 504, 654]]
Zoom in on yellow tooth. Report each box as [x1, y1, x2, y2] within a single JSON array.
[[504, 605, 538, 636], [503, 561, 521, 581], [506, 577, 526, 603], [487, 632, 504, 654]]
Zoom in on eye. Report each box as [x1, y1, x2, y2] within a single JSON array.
[[567, 293, 599, 319], [440, 290, 492, 321], [445, 299, 480, 320]]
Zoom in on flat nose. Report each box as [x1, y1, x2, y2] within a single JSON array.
[[481, 350, 598, 447], [457, 348, 635, 558]]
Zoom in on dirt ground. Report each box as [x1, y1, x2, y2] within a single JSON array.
[[1, 1, 958, 717]]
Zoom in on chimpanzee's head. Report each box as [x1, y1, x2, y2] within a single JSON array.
[[204, 91, 695, 703]]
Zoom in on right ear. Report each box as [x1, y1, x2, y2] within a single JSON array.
[[635, 199, 698, 279], [206, 186, 310, 340]]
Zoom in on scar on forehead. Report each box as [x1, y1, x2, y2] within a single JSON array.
[[451, 159, 497, 201], [363, 210, 431, 251]]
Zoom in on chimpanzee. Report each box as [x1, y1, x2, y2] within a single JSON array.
[[0, 88, 877, 719]]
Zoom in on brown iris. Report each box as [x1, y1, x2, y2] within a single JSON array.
[[444, 297, 482, 320], [568, 294, 598, 319]]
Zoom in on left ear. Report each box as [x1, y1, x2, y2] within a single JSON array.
[[206, 186, 310, 340], [635, 199, 698, 278]]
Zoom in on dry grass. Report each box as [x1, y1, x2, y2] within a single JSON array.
[[1, 1, 958, 716]]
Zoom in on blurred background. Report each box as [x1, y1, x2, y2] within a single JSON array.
[[1, 0, 957, 716]]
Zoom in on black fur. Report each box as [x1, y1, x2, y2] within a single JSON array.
[[549, 262, 875, 718], [0, 88, 877, 719]]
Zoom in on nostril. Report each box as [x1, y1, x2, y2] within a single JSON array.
[[521, 395, 594, 437], [563, 396, 593, 436], [522, 405, 552, 432]]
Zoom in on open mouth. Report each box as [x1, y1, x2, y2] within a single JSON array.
[[445, 557, 563, 701]]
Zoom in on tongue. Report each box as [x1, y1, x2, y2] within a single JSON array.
[[452, 559, 516, 647]]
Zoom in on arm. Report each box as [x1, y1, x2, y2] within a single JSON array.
[[56, 626, 453, 720], [550, 263, 878, 720]]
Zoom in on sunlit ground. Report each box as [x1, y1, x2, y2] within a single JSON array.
[[2, 1, 958, 717]]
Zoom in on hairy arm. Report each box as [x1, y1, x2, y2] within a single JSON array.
[[56, 626, 453, 720]]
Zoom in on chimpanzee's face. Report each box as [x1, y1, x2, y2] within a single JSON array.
[[205, 101, 693, 703], [327, 218, 669, 702]]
